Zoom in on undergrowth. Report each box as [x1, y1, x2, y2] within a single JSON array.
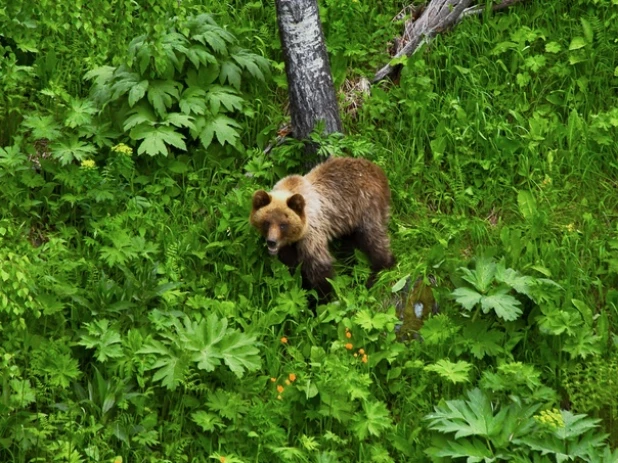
[[1, 0, 617, 461]]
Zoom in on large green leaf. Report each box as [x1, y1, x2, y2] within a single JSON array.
[[128, 79, 149, 107], [51, 137, 97, 165], [481, 286, 522, 321], [219, 60, 242, 89], [495, 262, 536, 298], [179, 314, 261, 378], [197, 115, 241, 149], [138, 339, 189, 391], [459, 257, 496, 293], [425, 359, 472, 384], [130, 124, 186, 156], [426, 389, 496, 438], [205, 85, 244, 114], [65, 98, 97, 128], [452, 287, 483, 310], [352, 400, 392, 440], [123, 104, 157, 131], [147, 80, 181, 118]]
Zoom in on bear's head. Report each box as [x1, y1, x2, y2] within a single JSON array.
[[249, 190, 307, 255]]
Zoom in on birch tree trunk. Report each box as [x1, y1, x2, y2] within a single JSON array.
[[275, 0, 342, 159]]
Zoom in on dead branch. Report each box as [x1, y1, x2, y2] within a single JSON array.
[[374, 0, 526, 83]]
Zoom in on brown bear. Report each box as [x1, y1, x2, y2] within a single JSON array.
[[249, 156, 395, 302]]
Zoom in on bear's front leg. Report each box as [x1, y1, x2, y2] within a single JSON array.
[[299, 240, 334, 305]]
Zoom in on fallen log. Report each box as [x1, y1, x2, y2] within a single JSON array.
[[374, 0, 526, 83]]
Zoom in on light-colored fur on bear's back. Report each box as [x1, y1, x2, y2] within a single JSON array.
[[273, 157, 390, 240]]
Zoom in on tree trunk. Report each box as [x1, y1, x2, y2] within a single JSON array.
[[275, 0, 342, 160]]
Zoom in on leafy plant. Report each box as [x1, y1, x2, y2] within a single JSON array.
[[425, 389, 612, 462], [86, 13, 269, 157], [452, 257, 558, 322]]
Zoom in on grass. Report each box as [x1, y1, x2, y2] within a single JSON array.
[[0, 0, 618, 461]]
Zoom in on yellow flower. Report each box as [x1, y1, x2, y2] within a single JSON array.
[[345, 343, 353, 350], [345, 331, 352, 339], [81, 159, 96, 169], [534, 408, 564, 429], [112, 143, 133, 156], [288, 373, 297, 382], [280, 336, 288, 344], [277, 385, 284, 393]]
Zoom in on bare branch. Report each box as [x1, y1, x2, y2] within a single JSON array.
[[374, 0, 526, 83], [462, 0, 525, 18]]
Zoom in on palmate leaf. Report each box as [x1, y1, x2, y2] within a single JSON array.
[[453, 287, 483, 310], [110, 68, 141, 101], [425, 359, 472, 384], [130, 124, 186, 156], [179, 87, 207, 115], [425, 435, 493, 461], [194, 24, 235, 54], [84, 65, 116, 87], [460, 257, 496, 293], [179, 314, 261, 378], [206, 389, 249, 419], [191, 411, 224, 432], [185, 45, 216, 69], [353, 309, 398, 331], [163, 112, 195, 130], [22, 114, 62, 141], [220, 60, 242, 89], [65, 98, 97, 128], [481, 286, 522, 321], [218, 331, 261, 377], [181, 315, 227, 372], [205, 85, 244, 114], [426, 388, 500, 439], [495, 262, 536, 298], [151, 354, 189, 390], [232, 49, 269, 82], [519, 411, 606, 461], [460, 321, 505, 359], [147, 80, 181, 118], [196, 115, 241, 149], [352, 400, 392, 440], [123, 104, 157, 131], [128, 80, 149, 107], [562, 325, 602, 359], [79, 319, 124, 362], [51, 137, 97, 165], [138, 339, 189, 391]]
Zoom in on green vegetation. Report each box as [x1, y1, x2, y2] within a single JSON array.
[[1, 0, 617, 461]]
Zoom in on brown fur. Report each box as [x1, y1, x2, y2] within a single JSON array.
[[250, 157, 395, 301]]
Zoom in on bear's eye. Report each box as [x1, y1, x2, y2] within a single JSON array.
[[279, 223, 288, 232], [262, 221, 270, 232]]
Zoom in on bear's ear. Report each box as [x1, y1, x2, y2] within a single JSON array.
[[287, 194, 305, 217], [252, 190, 271, 210]]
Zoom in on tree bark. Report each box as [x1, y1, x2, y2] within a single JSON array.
[[374, 0, 525, 83], [275, 0, 342, 159]]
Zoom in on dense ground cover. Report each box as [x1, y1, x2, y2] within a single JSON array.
[[1, 0, 617, 461]]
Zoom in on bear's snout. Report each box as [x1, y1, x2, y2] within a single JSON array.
[[266, 239, 279, 255]]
